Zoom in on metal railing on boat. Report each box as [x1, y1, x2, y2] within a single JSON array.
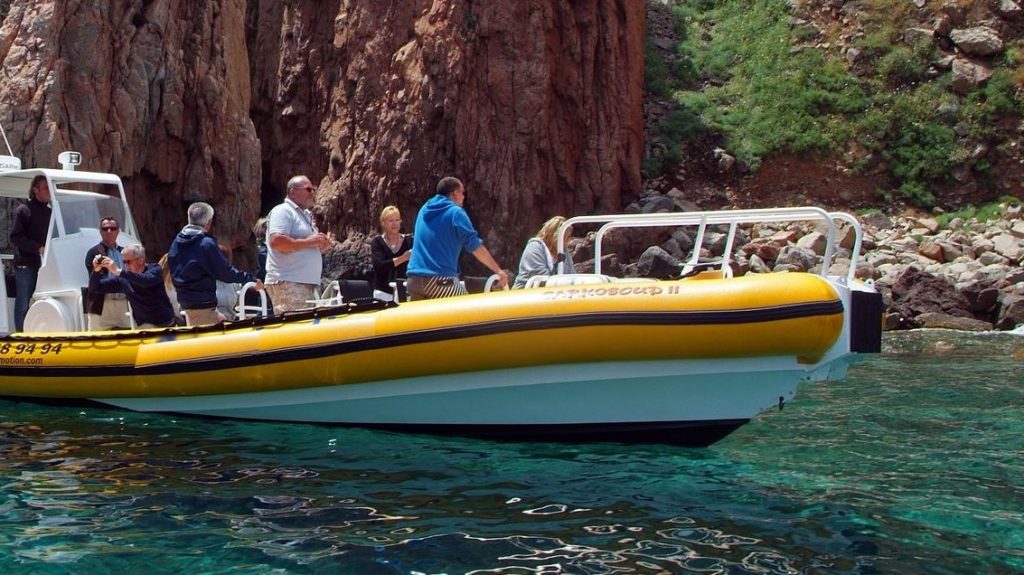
[[558, 207, 865, 285]]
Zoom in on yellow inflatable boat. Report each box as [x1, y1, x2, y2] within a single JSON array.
[[0, 157, 881, 445], [0, 270, 880, 446]]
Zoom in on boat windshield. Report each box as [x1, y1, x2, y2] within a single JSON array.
[[53, 187, 131, 237]]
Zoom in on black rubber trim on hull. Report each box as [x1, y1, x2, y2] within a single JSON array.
[[354, 419, 750, 447], [0, 395, 748, 446], [0, 300, 844, 379]]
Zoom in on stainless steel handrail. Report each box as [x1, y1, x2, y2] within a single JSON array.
[[558, 207, 863, 283]]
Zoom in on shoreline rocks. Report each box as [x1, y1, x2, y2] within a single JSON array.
[[596, 196, 1024, 332]]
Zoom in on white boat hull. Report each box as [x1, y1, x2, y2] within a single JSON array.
[[97, 356, 844, 445]]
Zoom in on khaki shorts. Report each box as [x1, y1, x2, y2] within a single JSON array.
[[87, 298, 132, 330], [183, 307, 224, 327], [266, 281, 318, 314]]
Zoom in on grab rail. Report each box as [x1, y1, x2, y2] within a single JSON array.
[[559, 207, 864, 284], [235, 282, 269, 319]]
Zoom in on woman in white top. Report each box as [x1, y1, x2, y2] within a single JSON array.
[[513, 216, 576, 288]]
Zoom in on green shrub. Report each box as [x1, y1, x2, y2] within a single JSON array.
[[882, 121, 956, 184], [642, 143, 683, 178], [876, 46, 927, 85], [653, 0, 1022, 208], [657, 108, 707, 141], [960, 70, 1023, 137], [894, 181, 936, 208], [936, 196, 1024, 226], [645, 40, 674, 99]]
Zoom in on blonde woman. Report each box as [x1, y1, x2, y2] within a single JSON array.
[[513, 216, 576, 288], [370, 205, 414, 298]]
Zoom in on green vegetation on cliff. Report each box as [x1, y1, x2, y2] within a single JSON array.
[[646, 0, 1024, 207]]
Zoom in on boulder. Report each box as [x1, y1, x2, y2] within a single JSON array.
[[748, 253, 771, 274], [741, 239, 783, 264], [993, 233, 1024, 261], [774, 245, 817, 272], [886, 266, 975, 329], [838, 225, 860, 250], [918, 240, 945, 262], [957, 282, 1000, 313], [797, 231, 828, 255], [860, 212, 893, 230], [997, 0, 1022, 18], [995, 293, 1024, 330], [671, 229, 695, 254], [916, 312, 993, 331], [636, 246, 681, 279], [951, 57, 993, 93], [935, 238, 965, 261], [949, 27, 1004, 56], [904, 27, 935, 47], [641, 195, 678, 214]]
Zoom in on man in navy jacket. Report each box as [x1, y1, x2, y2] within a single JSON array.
[[167, 202, 262, 326], [90, 244, 177, 328]]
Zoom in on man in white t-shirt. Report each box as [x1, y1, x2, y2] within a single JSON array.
[[264, 175, 334, 313]]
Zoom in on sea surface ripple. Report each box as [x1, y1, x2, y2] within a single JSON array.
[[0, 329, 1020, 574]]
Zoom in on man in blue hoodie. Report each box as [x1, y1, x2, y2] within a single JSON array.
[[406, 176, 508, 300], [167, 202, 263, 326]]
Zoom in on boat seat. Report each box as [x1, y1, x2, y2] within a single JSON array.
[[680, 261, 733, 280], [683, 269, 728, 280], [524, 273, 615, 289], [308, 279, 373, 307]]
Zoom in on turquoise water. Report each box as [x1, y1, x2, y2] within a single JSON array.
[[0, 330, 1021, 574]]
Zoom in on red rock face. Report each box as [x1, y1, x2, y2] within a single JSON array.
[[0, 0, 260, 260], [250, 0, 644, 269], [1, 0, 643, 271]]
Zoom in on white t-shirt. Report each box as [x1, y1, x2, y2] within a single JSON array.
[[265, 198, 322, 285]]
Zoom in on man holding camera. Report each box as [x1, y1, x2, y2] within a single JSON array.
[[84, 216, 132, 330]]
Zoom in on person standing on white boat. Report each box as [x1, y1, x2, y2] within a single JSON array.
[[264, 175, 333, 313], [84, 216, 132, 330], [167, 202, 262, 326], [9, 175, 51, 332], [406, 176, 508, 300], [513, 216, 577, 289]]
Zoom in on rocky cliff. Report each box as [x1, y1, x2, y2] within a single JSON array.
[[0, 0, 644, 271], [0, 0, 260, 258], [249, 0, 644, 272]]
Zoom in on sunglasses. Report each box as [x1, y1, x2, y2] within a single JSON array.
[[101, 226, 119, 232]]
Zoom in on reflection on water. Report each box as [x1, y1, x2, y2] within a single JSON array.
[[0, 330, 1021, 573]]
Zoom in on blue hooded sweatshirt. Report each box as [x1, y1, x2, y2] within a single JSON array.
[[167, 225, 255, 310], [407, 194, 483, 277]]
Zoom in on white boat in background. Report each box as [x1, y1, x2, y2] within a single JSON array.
[[0, 149, 143, 333]]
